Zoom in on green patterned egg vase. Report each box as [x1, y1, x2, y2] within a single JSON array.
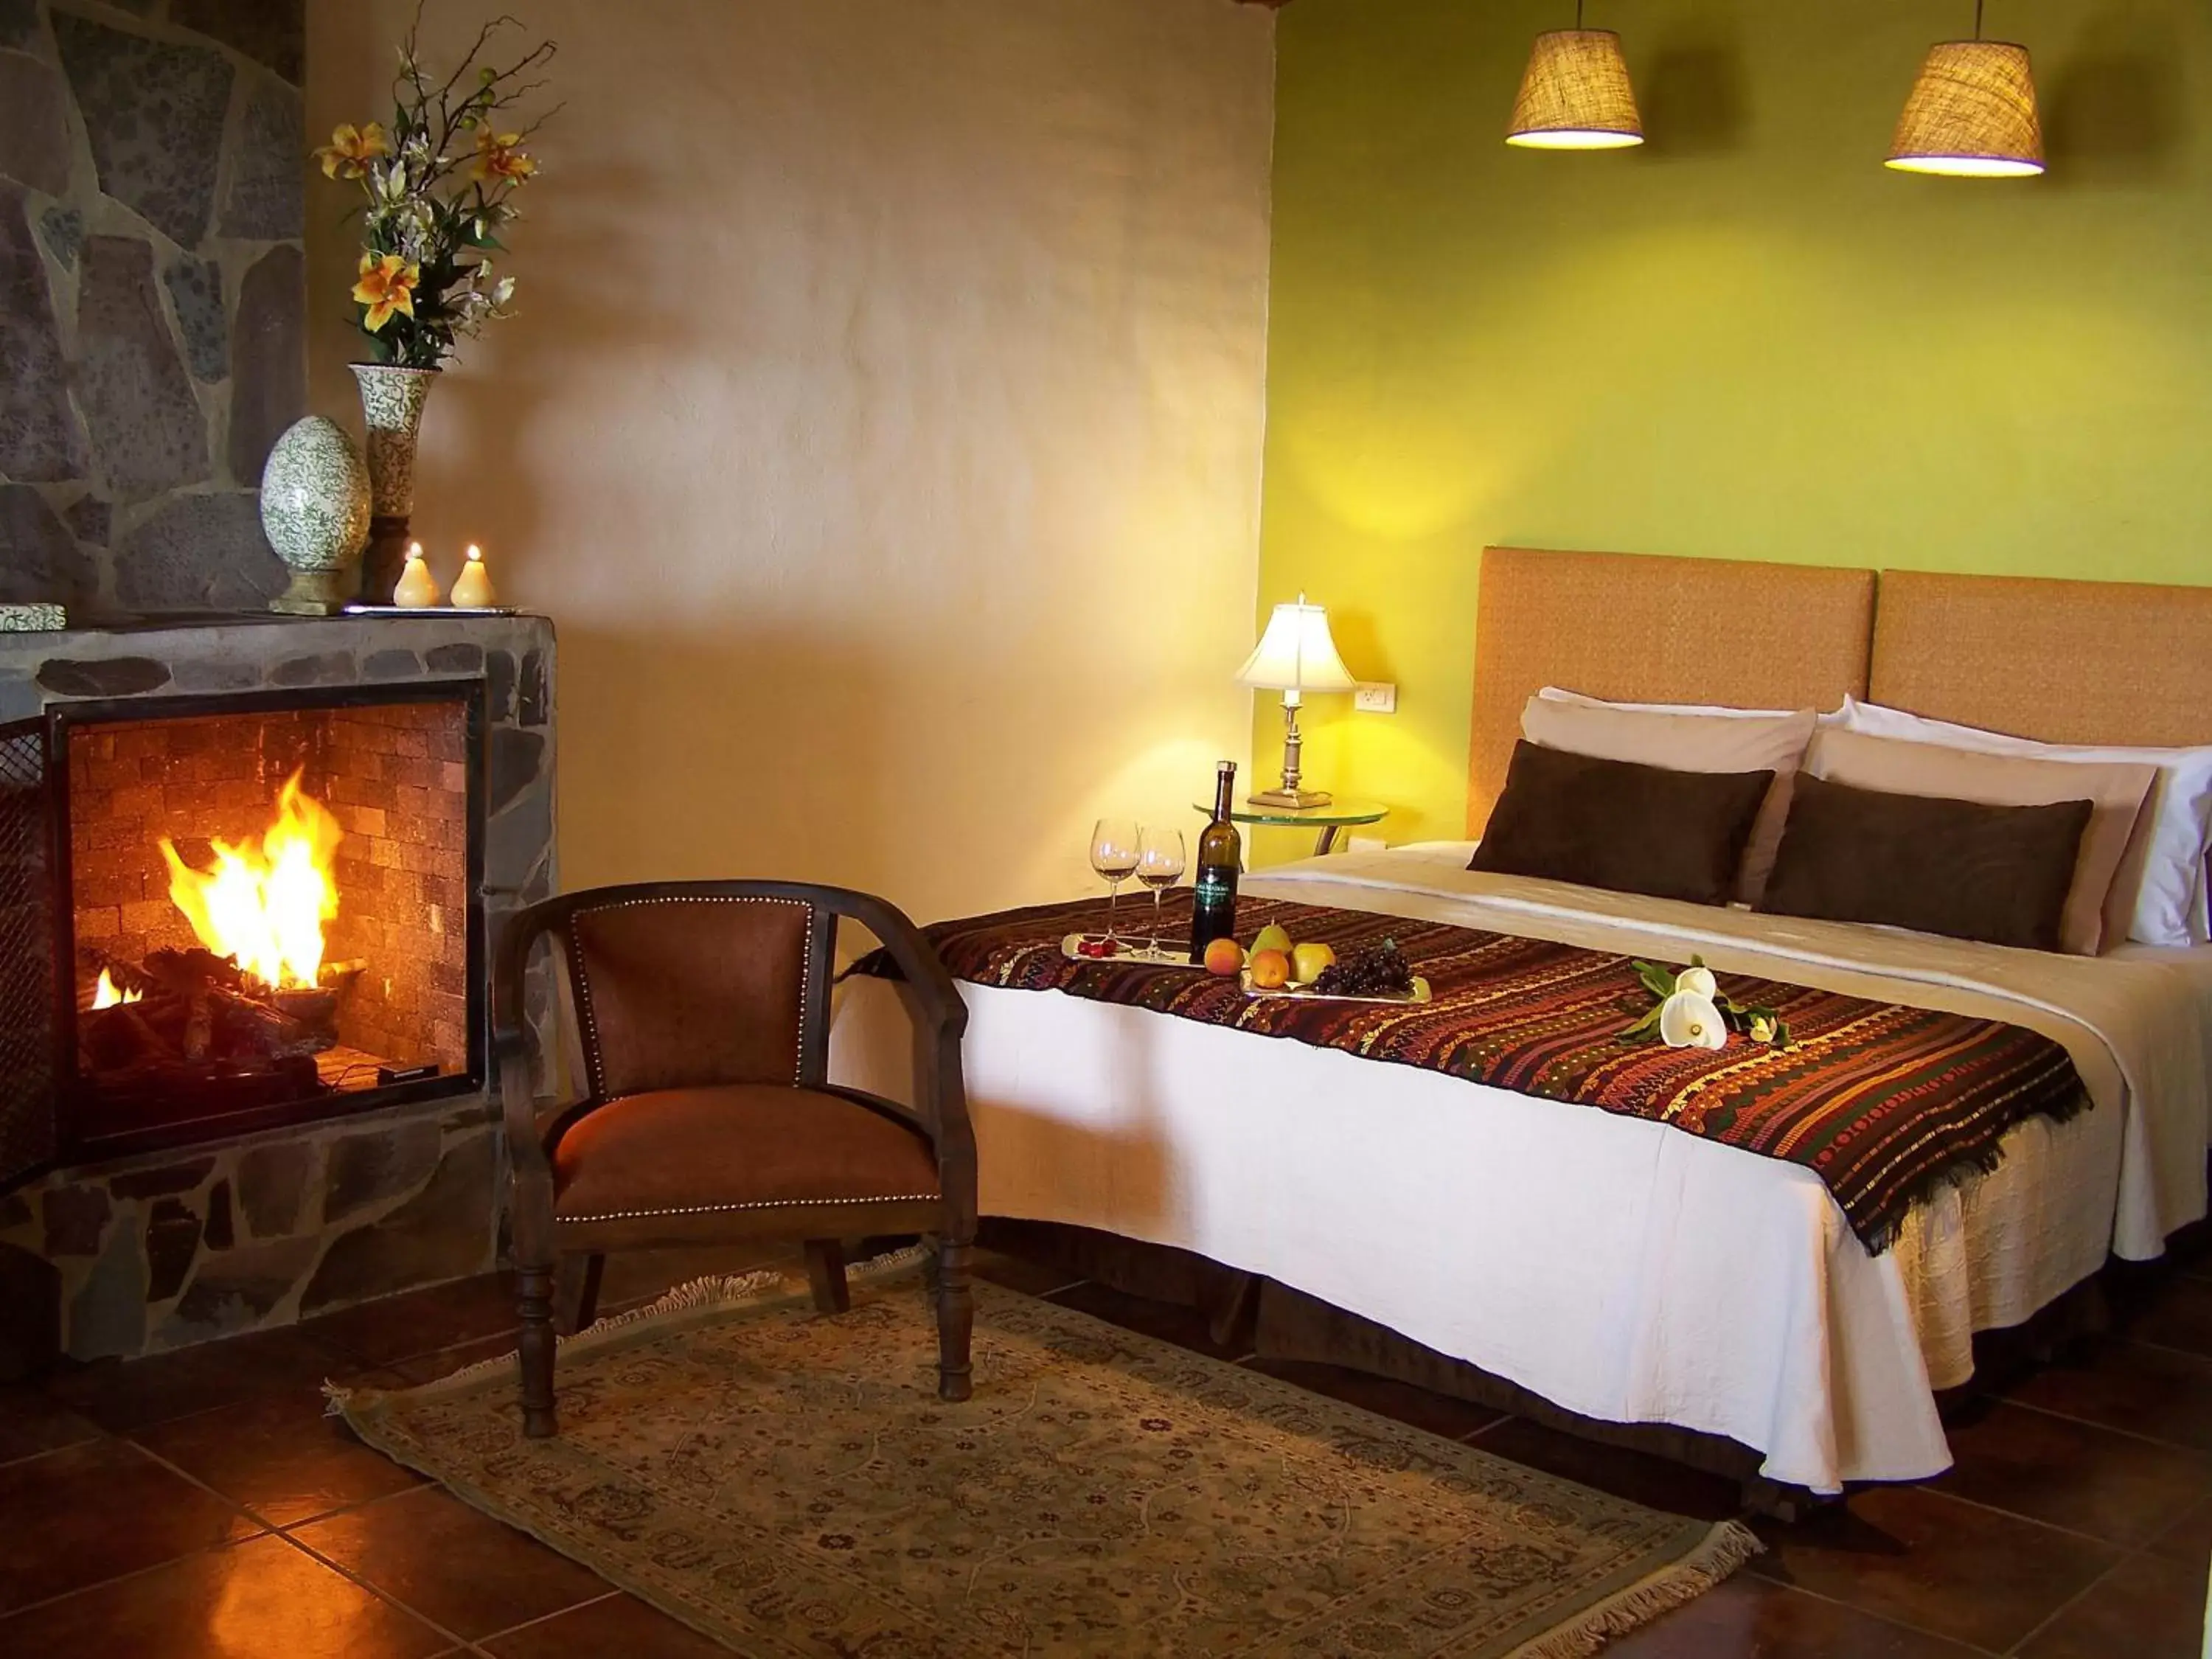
[[350, 363, 439, 602], [259, 417, 372, 615]]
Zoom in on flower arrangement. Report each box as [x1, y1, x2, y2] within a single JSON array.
[[315, 11, 557, 370], [1622, 957, 1790, 1050]]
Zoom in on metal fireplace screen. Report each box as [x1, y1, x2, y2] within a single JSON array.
[[0, 719, 55, 1192], [34, 684, 487, 1169]]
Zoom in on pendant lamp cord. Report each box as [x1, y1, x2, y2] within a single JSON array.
[[1973, 0, 1985, 38], [1576, 0, 1585, 27]]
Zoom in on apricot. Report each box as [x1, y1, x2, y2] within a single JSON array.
[[1248, 948, 1292, 990], [1203, 937, 1246, 977]]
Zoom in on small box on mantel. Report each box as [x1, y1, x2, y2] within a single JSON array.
[[0, 604, 66, 632]]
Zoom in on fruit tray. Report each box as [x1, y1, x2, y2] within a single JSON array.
[[1239, 973, 1433, 1006], [1060, 934, 1206, 968]]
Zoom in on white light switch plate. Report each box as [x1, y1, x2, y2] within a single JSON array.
[[1354, 682, 1397, 714]]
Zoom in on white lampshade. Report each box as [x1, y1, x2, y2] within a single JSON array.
[[1236, 597, 1357, 695]]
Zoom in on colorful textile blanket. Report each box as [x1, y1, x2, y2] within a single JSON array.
[[861, 894, 2089, 1253]]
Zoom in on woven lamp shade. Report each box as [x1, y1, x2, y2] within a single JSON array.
[[1507, 29, 1643, 150], [1888, 41, 2044, 176]]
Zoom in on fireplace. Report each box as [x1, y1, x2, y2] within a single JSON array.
[[0, 615, 554, 1365], [53, 684, 487, 1161]]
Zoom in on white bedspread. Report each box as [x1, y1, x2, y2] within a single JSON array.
[[831, 846, 2212, 1492]]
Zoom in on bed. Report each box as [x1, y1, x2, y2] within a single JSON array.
[[832, 548, 2212, 1496]]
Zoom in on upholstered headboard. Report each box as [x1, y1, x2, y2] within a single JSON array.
[[1467, 546, 1877, 835], [1870, 569, 2212, 750]]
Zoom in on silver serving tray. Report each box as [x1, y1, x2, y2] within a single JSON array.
[[1060, 934, 1207, 969], [1239, 972, 1432, 1006]]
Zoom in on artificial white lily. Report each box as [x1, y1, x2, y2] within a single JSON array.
[[1659, 990, 1729, 1050], [1749, 1015, 1777, 1044], [1674, 965, 1717, 1001]]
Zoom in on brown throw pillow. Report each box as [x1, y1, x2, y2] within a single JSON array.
[[1470, 741, 1775, 907], [1759, 773, 2094, 951]]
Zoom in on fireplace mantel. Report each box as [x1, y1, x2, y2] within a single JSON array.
[[0, 612, 556, 1368]]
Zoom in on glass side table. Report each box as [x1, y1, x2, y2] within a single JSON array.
[[1191, 799, 1388, 858]]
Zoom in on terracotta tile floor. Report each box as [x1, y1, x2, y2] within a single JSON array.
[[1, 1242, 2205, 1656]]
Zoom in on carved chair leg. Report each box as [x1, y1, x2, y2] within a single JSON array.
[[552, 1253, 605, 1337], [517, 1262, 559, 1439], [935, 1236, 974, 1402], [805, 1239, 849, 1315]]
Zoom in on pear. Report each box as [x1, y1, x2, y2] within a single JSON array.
[[1251, 923, 1293, 957]]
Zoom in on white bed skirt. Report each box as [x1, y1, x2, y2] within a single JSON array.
[[835, 975, 2117, 1493]]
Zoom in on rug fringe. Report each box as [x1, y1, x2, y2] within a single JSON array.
[[325, 1244, 938, 1408], [1504, 1519, 1762, 1659]]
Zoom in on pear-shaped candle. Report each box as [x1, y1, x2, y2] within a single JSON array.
[[450, 543, 496, 608], [392, 542, 442, 608]]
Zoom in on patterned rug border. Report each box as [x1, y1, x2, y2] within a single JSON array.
[[330, 1255, 1761, 1659]]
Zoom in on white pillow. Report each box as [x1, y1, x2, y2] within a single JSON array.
[[1834, 697, 2212, 948]]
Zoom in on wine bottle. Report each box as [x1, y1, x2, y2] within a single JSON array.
[[1188, 761, 1242, 960]]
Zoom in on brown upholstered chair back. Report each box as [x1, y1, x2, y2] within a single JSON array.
[[563, 893, 821, 1100]]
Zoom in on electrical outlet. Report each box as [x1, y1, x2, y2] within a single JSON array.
[[1354, 682, 1397, 714]]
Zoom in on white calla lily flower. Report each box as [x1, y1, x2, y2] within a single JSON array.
[[1659, 990, 1728, 1051], [1674, 965, 1717, 1001]]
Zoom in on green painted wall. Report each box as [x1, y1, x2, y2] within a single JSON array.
[[1256, 0, 2212, 853]]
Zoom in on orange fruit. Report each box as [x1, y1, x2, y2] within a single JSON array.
[[1248, 948, 1292, 990], [1203, 937, 1245, 977]]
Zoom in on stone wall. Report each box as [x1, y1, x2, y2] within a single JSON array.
[[0, 611, 556, 1362], [0, 0, 304, 617]]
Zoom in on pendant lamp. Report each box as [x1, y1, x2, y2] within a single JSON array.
[[1888, 1, 2044, 177], [1506, 1, 1643, 151]]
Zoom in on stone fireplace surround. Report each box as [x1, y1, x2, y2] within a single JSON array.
[[0, 611, 554, 1368]]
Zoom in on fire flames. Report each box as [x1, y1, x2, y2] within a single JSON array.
[[159, 771, 344, 991], [90, 968, 142, 1009]]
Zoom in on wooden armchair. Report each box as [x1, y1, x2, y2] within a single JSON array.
[[493, 880, 975, 1439]]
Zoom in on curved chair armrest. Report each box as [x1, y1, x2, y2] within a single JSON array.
[[818, 888, 970, 1045], [492, 1021, 553, 1181], [813, 888, 976, 1196]]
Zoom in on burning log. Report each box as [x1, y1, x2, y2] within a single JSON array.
[[78, 940, 342, 1099]]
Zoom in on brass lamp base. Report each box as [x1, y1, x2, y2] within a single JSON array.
[[1248, 786, 1335, 810]]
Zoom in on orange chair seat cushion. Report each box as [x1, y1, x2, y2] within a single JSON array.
[[549, 1084, 942, 1225]]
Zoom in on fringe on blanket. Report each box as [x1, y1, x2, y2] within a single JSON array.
[[1506, 1520, 1765, 1659], [324, 1242, 933, 1416], [1857, 1081, 2092, 1256]]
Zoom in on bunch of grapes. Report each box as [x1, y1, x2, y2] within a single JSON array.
[[1313, 940, 1414, 998]]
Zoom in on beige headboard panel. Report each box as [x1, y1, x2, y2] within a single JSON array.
[[1871, 570, 2212, 749], [1468, 546, 1877, 835]]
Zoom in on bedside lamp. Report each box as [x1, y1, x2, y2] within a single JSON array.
[[1237, 595, 1358, 809]]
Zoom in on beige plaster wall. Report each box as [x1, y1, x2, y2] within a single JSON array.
[[306, 0, 1276, 919]]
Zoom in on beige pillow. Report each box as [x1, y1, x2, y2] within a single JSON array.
[[1802, 728, 2157, 956], [1520, 695, 1818, 905]]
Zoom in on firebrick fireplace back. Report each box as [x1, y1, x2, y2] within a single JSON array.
[[52, 682, 487, 1164]]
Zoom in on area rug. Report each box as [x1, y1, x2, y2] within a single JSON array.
[[331, 1260, 1759, 1657]]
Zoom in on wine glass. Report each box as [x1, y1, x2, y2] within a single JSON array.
[[1090, 817, 1141, 949], [1135, 827, 1186, 960]]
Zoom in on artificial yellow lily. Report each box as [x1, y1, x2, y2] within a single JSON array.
[[351, 252, 419, 332], [471, 130, 537, 185], [316, 122, 391, 181]]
